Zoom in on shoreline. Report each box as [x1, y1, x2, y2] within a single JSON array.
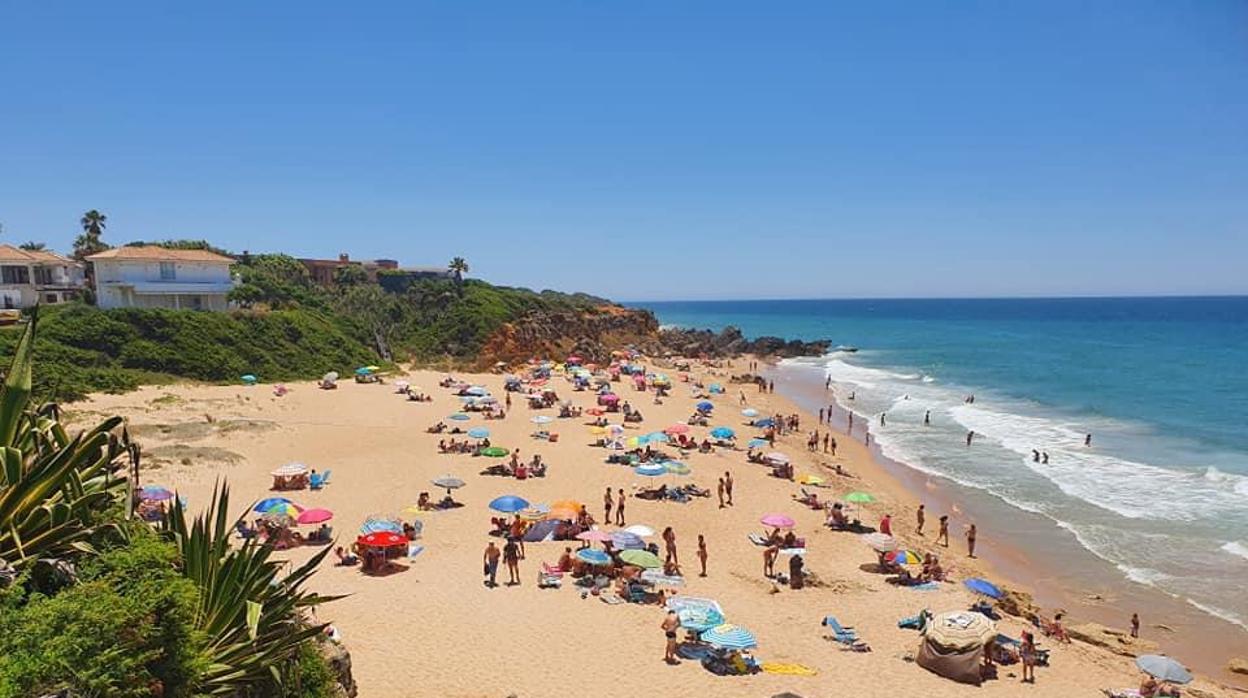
[[764, 356, 1248, 686]]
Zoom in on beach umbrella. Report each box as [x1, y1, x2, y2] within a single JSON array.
[[587, 426, 607, 435], [610, 531, 645, 550], [576, 548, 611, 566], [241, 374, 258, 384], [296, 508, 334, 525], [576, 529, 613, 543], [607, 424, 624, 435], [448, 413, 471, 421], [480, 446, 509, 458], [531, 415, 553, 425], [666, 596, 724, 615], [254, 497, 297, 513], [357, 531, 408, 548], [747, 438, 768, 449], [1136, 656, 1193, 684], [361, 516, 403, 534], [432, 475, 466, 491], [710, 426, 735, 439], [677, 606, 725, 632], [702, 624, 758, 650], [489, 495, 530, 514], [760, 513, 796, 529], [640, 569, 685, 586], [270, 462, 309, 477], [644, 431, 671, 443], [886, 550, 923, 565], [619, 549, 663, 569], [925, 611, 997, 650], [635, 463, 667, 477], [861, 532, 897, 553], [664, 423, 690, 435], [696, 401, 714, 412], [626, 436, 647, 449], [754, 417, 775, 428], [322, 371, 339, 383], [139, 485, 175, 502], [742, 408, 759, 418], [764, 452, 790, 465], [519, 505, 549, 521], [467, 427, 490, 439], [548, 506, 580, 521], [664, 461, 691, 476], [261, 502, 301, 519], [845, 491, 874, 504], [624, 524, 655, 537], [365, 365, 381, 372], [708, 383, 723, 392], [963, 578, 1004, 599], [464, 386, 488, 396]]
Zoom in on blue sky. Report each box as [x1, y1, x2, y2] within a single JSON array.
[[2, 2, 1246, 300]]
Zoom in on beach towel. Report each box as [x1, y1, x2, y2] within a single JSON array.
[[908, 581, 941, 591], [761, 662, 818, 676]]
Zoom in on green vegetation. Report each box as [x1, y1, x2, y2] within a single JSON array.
[[0, 314, 341, 697]]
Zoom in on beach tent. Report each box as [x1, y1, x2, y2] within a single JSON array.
[[916, 611, 997, 685], [522, 519, 560, 542]]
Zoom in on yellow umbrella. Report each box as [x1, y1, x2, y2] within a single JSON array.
[[588, 426, 607, 435]]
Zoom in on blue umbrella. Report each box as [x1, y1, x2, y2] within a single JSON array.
[[360, 516, 404, 534], [354, 367, 373, 376], [448, 413, 471, 421], [635, 463, 667, 477], [139, 485, 175, 502], [254, 497, 294, 513], [708, 383, 723, 392], [644, 432, 671, 443], [576, 548, 611, 565], [747, 438, 768, 448], [678, 606, 726, 632], [1136, 655, 1193, 684], [696, 401, 714, 412], [465, 386, 488, 396], [701, 624, 758, 650], [741, 408, 759, 418], [467, 427, 490, 439], [241, 374, 258, 384], [489, 495, 530, 513], [610, 531, 645, 550], [963, 577, 1003, 599], [753, 417, 775, 428], [710, 426, 735, 439]]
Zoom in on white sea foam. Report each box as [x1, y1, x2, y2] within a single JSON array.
[[1222, 541, 1248, 561], [1186, 599, 1248, 632]]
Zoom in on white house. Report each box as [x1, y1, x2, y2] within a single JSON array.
[[0, 244, 86, 309], [87, 246, 237, 311]]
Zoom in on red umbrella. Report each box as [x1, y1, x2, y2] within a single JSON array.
[[297, 508, 334, 525], [357, 531, 408, 548]]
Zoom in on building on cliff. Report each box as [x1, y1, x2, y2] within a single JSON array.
[[300, 253, 451, 288]]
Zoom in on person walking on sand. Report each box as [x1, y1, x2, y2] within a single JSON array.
[[503, 536, 521, 585], [724, 471, 734, 506], [697, 534, 708, 577], [616, 488, 626, 525], [763, 544, 779, 577], [717, 477, 726, 508], [916, 504, 926, 535], [1020, 631, 1037, 683], [823, 433, 830, 453], [937, 515, 950, 547], [966, 523, 977, 558], [1131, 612, 1140, 638], [663, 526, 678, 564], [880, 513, 892, 536], [483, 541, 501, 588], [847, 412, 853, 433], [604, 487, 613, 523], [661, 611, 680, 665], [829, 435, 837, 456], [819, 408, 825, 423]]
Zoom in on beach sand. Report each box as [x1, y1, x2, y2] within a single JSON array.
[[69, 358, 1241, 698]]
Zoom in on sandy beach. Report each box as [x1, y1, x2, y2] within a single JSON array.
[[69, 357, 1241, 698]]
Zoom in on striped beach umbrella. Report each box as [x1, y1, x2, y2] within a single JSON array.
[[610, 531, 645, 550], [702, 624, 758, 650], [635, 463, 667, 477]]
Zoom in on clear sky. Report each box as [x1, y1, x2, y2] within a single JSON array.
[[2, 2, 1246, 300]]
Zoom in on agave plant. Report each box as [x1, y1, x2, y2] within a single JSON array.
[[163, 482, 342, 695], [0, 310, 132, 569]]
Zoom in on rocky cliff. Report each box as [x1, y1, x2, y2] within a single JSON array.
[[656, 325, 832, 359]]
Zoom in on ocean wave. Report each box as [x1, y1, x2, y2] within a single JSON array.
[[1186, 599, 1248, 632], [1222, 541, 1248, 561]]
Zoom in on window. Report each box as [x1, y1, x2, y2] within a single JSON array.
[[187, 295, 203, 310], [45, 293, 59, 304], [34, 267, 54, 285], [1, 266, 30, 285], [159, 262, 177, 280]]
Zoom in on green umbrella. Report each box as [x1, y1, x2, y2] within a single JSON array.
[[480, 446, 509, 457], [619, 549, 663, 569], [845, 491, 874, 520]]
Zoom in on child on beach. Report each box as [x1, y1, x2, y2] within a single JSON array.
[[697, 534, 708, 577]]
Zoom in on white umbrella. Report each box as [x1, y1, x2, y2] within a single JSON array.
[[270, 463, 309, 477], [624, 524, 655, 537], [861, 532, 897, 553]]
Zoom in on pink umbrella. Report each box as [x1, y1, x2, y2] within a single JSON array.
[[297, 508, 334, 525], [664, 423, 691, 435], [600, 394, 620, 403], [576, 529, 613, 542], [759, 513, 796, 528]]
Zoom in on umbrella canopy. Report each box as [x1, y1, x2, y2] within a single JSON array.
[[480, 446, 509, 458], [702, 624, 758, 650], [624, 524, 656, 537], [607, 424, 625, 435], [764, 452, 790, 465], [448, 413, 471, 421], [241, 374, 258, 384], [619, 549, 663, 568], [547, 506, 580, 521], [576, 548, 611, 565], [139, 485, 175, 502], [576, 529, 613, 543], [753, 417, 776, 428], [845, 491, 875, 503], [747, 438, 768, 449], [677, 606, 725, 632], [254, 497, 297, 513], [760, 513, 796, 528], [923, 611, 997, 651], [360, 516, 403, 534], [710, 426, 735, 439], [610, 531, 645, 550], [297, 508, 334, 525], [270, 463, 309, 477], [664, 461, 691, 476], [886, 549, 923, 565], [635, 463, 667, 477], [467, 427, 490, 439], [531, 415, 553, 424], [1136, 655, 1193, 684], [963, 578, 1004, 599], [664, 423, 691, 435], [355, 366, 374, 376], [587, 426, 607, 435], [322, 371, 339, 383], [696, 401, 714, 412], [357, 531, 408, 548], [262, 502, 302, 519], [489, 495, 530, 513], [432, 476, 466, 490], [742, 408, 759, 417], [464, 386, 488, 396], [862, 532, 897, 552], [599, 393, 620, 403], [643, 431, 671, 443]]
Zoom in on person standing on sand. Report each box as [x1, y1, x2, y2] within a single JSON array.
[[1020, 631, 1036, 683], [966, 523, 977, 558], [724, 472, 734, 506], [847, 412, 854, 433], [880, 513, 892, 536], [661, 611, 680, 665], [916, 504, 926, 535], [663, 526, 678, 564], [937, 515, 950, 547], [604, 487, 613, 523], [697, 534, 708, 577], [823, 433, 829, 453], [483, 541, 501, 588], [829, 435, 837, 456], [763, 544, 779, 577], [769, 380, 774, 393], [615, 488, 626, 525], [503, 536, 521, 585], [1131, 612, 1140, 638], [505, 392, 512, 410], [717, 477, 726, 508]]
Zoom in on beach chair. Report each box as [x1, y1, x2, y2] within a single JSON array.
[[748, 533, 769, 546], [821, 616, 858, 643], [897, 609, 930, 631], [310, 470, 332, 490]]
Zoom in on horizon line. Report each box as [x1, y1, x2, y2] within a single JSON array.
[[621, 293, 1248, 304]]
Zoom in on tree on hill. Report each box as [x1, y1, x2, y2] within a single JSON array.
[[19, 241, 47, 251], [333, 264, 369, 286], [448, 257, 469, 295], [73, 209, 111, 261]]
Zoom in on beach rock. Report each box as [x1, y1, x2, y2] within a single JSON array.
[[1228, 658, 1248, 675], [655, 325, 832, 359], [320, 639, 358, 697], [996, 588, 1040, 620], [1067, 622, 1158, 657], [478, 305, 660, 367]]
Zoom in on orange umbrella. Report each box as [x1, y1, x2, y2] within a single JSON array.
[[547, 507, 580, 521], [551, 499, 583, 512]]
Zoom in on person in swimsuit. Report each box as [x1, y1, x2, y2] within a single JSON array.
[[662, 527, 678, 564], [661, 611, 680, 664], [604, 487, 613, 523], [717, 478, 725, 508], [502, 537, 521, 585], [937, 515, 950, 547], [697, 534, 708, 577], [916, 504, 926, 535], [1020, 631, 1036, 683], [483, 541, 501, 588], [615, 488, 626, 525], [724, 472, 734, 506], [966, 523, 977, 558], [763, 544, 779, 577]]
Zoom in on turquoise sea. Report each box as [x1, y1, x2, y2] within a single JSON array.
[[636, 297, 1248, 632]]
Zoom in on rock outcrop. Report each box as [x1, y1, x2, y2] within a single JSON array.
[[320, 639, 358, 697], [1228, 658, 1248, 676], [1067, 622, 1159, 657], [656, 325, 831, 359]]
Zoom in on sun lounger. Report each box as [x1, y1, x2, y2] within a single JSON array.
[[821, 615, 871, 652], [898, 609, 930, 631], [309, 470, 332, 490], [748, 533, 769, 546]]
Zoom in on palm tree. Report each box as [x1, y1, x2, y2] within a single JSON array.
[[18, 241, 46, 251], [73, 209, 110, 261], [448, 257, 469, 294]]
